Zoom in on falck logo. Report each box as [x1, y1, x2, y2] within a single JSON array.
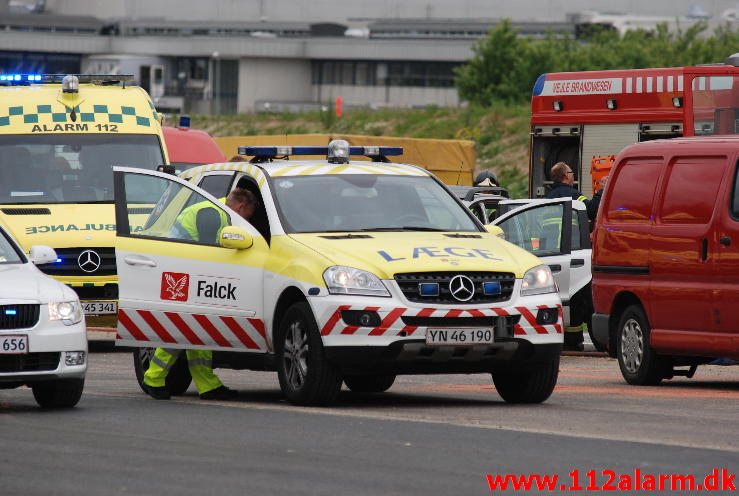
[[160, 272, 189, 301]]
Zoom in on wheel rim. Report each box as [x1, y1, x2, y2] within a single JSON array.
[[283, 319, 309, 390], [138, 348, 154, 371], [620, 318, 644, 374]]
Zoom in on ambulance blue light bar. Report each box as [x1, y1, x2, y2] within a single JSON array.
[[238, 146, 403, 157], [0, 74, 134, 85]]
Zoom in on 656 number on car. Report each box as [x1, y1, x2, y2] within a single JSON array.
[[0, 335, 28, 354]]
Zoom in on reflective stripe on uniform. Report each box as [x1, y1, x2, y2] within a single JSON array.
[[187, 358, 212, 368], [565, 325, 583, 333], [151, 355, 174, 371]]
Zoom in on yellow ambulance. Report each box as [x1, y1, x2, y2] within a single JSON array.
[[0, 74, 167, 328]]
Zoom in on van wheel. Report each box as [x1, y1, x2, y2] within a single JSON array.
[[32, 379, 84, 408], [344, 374, 396, 393], [492, 356, 559, 404], [133, 348, 192, 396], [276, 302, 342, 406], [616, 305, 667, 385]]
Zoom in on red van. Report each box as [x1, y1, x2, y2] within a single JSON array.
[[591, 136, 739, 385], [162, 125, 226, 172]]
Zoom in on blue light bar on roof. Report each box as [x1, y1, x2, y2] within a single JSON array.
[[238, 145, 403, 157], [0, 74, 133, 85]]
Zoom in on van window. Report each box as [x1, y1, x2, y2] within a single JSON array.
[[733, 163, 739, 217], [605, 158, 662, 223], [659, 157, 725, 224]]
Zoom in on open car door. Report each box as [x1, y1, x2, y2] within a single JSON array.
[[493, 199, 591, 326], [113, 166, 270, 352]]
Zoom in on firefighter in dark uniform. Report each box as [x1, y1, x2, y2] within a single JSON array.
[[546, 162, 603, 221]]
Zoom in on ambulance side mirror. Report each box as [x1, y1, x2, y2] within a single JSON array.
[[220, 226, 253, 250]]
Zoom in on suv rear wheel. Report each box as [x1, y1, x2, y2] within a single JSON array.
[[492, 356, 559, 404], [276, 302, 342, 406], [133, 348, 192, 396], [616, 305, 669, 385]]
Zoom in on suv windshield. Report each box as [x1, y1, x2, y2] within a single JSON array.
[[272, 174, 480, 233], [0, 227, 24, 264], [0, 134, 164, 204]]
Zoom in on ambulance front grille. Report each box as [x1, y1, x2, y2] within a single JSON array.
[[394, 271, 515, 304], [36, 247, 116, 276]]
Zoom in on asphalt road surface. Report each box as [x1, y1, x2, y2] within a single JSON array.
[[1, 344, 738, 496]]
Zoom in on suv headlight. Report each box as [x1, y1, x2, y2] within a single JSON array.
[[49, 300, 83, 325], [520, 264, 557, 296], [323, 266, 390, 297]]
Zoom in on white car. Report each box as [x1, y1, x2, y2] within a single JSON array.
[[0, 225, 87, 408], [486, 198, 601, 349]]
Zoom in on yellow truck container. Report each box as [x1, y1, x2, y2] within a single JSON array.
[[0, 74, 168, 328], [214, 133, 475, 186]]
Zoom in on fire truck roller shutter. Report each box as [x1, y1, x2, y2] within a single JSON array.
[[580, 124, 639, 197]]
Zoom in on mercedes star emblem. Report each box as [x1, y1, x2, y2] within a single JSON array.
[[77, 249, 102, 273], [449, 275, 475, 302]]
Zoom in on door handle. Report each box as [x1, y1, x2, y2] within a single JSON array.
[[720, 236, 732, 246], [123, 255, 157, 267], [570, 258, 585, 267], [548, 264, 562, 273]]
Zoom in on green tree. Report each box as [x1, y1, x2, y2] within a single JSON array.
[[455, 19, 739, 105]]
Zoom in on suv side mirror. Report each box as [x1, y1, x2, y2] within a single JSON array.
[[485, 225, 505, 238], [219, 226, 253, 250], [29, 245, 57, 265]]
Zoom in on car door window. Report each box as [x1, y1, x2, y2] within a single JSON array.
[[570, 210, 581, 250], [198, 174, 234, 199], [497, 204, 565, 256], [123, 173, 230, 247]]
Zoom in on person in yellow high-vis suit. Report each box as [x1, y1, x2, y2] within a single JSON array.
[[143, 188, 258, 400]]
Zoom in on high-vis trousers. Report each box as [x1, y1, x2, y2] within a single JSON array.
[[143, 348, 223, 395]]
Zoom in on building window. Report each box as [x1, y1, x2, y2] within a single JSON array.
[[312, 60, 459, 88]]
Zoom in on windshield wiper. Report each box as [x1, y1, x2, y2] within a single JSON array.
[[361, 226, 447, 232]]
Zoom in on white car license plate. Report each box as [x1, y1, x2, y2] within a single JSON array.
[[426, 328, 494, 345], [0, 335, 28, 354], [82, 301, 117, 315]]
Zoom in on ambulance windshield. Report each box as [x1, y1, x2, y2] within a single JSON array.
[[0, 134, 164, 204], [272, 174, 481, 233]]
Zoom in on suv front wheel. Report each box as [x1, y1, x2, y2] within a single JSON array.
[[492, 356, 559, 404], [276, 302, 342, 406]]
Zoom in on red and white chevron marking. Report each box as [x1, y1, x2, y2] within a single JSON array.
[[320, 305, 562, 337], [117, 308, 269, 351]]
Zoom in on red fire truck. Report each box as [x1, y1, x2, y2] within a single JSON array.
[[529, 54, 739, 197]]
